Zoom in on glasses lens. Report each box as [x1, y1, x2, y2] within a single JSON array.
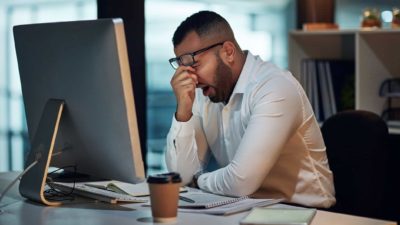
[[180, 54, 194, 66], [169, 58, 179, 69]]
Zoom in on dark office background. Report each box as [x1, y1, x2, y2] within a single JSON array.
[[0, 2, 399, 222]]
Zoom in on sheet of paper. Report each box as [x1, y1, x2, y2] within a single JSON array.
[[240, 207, 317, 225]]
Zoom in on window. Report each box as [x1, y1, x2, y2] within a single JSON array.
[[0, 0, 96, 172], [145, 0, 294, 175]]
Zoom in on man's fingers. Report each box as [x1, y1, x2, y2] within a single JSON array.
[[189, 74, 198, 84], [176, 77, 196, 87], [171, 68, 198, 87]]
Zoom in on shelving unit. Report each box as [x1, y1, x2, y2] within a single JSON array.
[[289, 29, 400, 117]]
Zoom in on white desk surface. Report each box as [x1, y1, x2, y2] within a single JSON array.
[[0, 172, 397, 225]]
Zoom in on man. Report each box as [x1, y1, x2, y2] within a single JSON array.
[[165, 10, 335, 208]]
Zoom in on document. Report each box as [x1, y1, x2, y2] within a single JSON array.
[[240, 207, 317, 225]]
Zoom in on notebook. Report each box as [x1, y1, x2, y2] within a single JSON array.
[[178, 191, 249, 208], [178, 198, 283, 215], [240, 207, 317, 225]]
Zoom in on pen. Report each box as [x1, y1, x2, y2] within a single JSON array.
[[179, 195, 195, 203]]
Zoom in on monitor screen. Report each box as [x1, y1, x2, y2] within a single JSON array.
[[13, 18, 145, 184]]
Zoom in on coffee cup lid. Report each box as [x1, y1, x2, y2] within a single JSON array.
[[147, 172, 182, 184]]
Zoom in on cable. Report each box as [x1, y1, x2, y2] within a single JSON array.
[[0, 160, 38, 214], [0, 149, 72, 213], [45, 165, 77, 201]]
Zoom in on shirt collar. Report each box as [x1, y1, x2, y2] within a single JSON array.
[[231, 50, 254, 95]]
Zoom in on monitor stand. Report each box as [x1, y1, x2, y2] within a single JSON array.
[[19, 99, 65, 206]]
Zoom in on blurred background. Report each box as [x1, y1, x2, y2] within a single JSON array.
[[0, 0, 398, 175]]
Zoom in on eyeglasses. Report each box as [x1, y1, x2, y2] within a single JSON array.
[[169, 42, 224, 69]]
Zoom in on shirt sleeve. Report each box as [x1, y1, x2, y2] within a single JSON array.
[[197, 76, 303, 197], [165, 104, 209, 185]]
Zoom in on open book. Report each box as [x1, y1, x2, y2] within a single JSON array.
[[83, 180, 187, 197], [84, 180, 150, 196]]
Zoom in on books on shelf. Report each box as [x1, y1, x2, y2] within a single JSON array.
[[379, 78, 400, 121], [310, 60, 320, 121], [300, 59, 354, 122]]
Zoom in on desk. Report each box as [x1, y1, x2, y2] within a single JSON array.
[[0, 172, 397, 225]]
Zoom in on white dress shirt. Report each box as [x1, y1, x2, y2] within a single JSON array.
[[165, 51, 336, 208]]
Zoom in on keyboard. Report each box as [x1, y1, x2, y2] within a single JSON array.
[[50, 182, 148, 204]]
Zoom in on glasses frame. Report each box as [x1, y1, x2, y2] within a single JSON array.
[[169, 42, 224, 69]]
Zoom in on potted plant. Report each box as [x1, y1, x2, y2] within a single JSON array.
[[361, 8, 382, 28]]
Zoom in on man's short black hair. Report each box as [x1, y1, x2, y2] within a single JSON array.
[[172, 11, 230, 47]]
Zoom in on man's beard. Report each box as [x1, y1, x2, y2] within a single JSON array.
[[209, 56, 234, 103]]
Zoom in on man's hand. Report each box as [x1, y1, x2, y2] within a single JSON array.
[[188, 175, 199, 189], [170, 66, 198, 122]]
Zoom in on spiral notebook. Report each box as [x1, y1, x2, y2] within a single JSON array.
[[178, 191, 249, 209], [178, 197, 283, 215]]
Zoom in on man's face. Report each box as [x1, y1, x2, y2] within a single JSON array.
[[209, 53, 234, 103], [174, 31, 234, 103]]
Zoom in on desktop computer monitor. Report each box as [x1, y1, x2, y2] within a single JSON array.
[[13, 18, 145, 190]]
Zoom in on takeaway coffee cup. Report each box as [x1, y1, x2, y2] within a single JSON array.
[[147, 172, 182, 223]]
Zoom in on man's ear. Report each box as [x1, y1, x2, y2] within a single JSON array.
[[221, 41, 235, 64]]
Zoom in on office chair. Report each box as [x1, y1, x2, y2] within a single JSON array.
[[321, 110, 389, 219]]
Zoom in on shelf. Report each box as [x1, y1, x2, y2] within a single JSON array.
[[290, 29, 358, 35], [290, 28, 400, 35], [289, 29, 400, 117]]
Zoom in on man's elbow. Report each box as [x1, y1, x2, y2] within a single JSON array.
[[165, 159, 193, 185], [180, 173, 194, 185], [226, 177, 262, 197]]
